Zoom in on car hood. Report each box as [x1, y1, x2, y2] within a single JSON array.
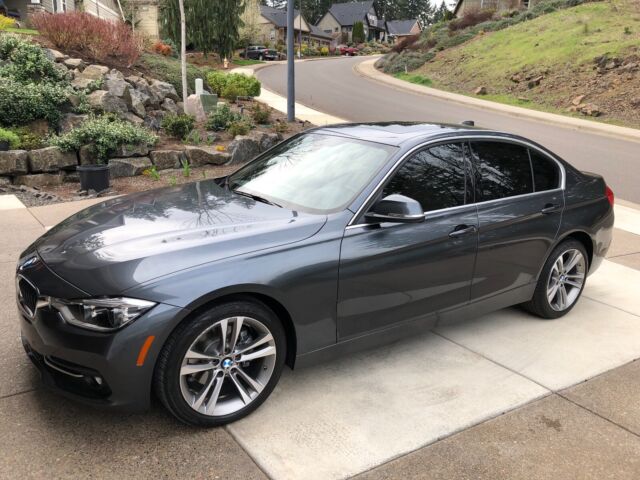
[[35, 180, 326, 295]]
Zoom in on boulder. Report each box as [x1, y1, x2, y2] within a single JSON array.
[[143, 110, 166, 131], [183, 146, 231, 166], [161, 97, 179, 114], [45, 48, 66, 62], [227, 136, 260, 165], [580, 103, 601, 117], [149, 80, 179, 102], [474, 86, 487, 95], [71, 76, 95, 90], [0, 176, 12, 186], [120, 112, 145, 126], [80, 64, 109, 81], [571, 94, 586, 106], [112, 144, 150, 158], [0, 150, 29, 175], [64, 58, 85, 70], [59, 113, 89, 134], [125, 75, 149, 89], [129, 89, 149, 117], [259, 132, 282, 152], [14, 173, 65, 187], [184, 94, 206, 121], [109, 157, 152, 178], [28, 147, 77, 172], [104, 71, 131, 99], [150, 150, 184, 170], [87, 90, 128, 114]]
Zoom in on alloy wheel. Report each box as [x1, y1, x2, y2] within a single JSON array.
[[546, 248, 586, 311], [179, 316, 277, 416]]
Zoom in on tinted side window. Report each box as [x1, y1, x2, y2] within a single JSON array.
[[530, 149, 560, 192], [383, 143, 466, 212], [472, 141, 533, 201]]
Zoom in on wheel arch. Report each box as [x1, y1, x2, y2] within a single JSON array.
[[557, 230, 594, 271]]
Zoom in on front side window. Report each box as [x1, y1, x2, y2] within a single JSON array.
[[530, 149, 561, 192], [228, 133, 396, 214], [383, 143, 467, 212], [471, 141, 533, 201]]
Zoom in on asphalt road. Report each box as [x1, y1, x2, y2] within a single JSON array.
[[256, 56, 640, 203]]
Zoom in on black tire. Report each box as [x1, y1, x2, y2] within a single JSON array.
[[523, 239, 588, 319], [154, 299, 286, 427]]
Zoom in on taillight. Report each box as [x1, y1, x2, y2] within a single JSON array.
[[605, 185, 614, 207]]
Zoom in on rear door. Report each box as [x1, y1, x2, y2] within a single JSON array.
[[337, 142, 478, 340], [469, 140, 563, 301]]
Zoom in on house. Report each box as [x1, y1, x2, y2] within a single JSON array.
[[453, 0, 540, 17], [125, 0, 160, 39], [3, 0, 121, 24], [317, 1, 387, 43], [243, 4, 332, 47], [386, 19, 421, 43]]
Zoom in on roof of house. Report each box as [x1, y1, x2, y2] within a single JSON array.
[[259, 5, 300, 28], [309, 24, 333, 39], [386, 19, 419, 36], [325, 1, 375, 27]]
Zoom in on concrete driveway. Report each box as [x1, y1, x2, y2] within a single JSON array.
[[1, 193, 640, 479]]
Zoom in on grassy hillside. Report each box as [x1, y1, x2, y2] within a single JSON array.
[[413, 0, 640, 127]]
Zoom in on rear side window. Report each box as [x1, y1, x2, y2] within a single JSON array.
[[530, 149, 560, 191], [383, 143, 467, 212], [471, 141, 533, 201]]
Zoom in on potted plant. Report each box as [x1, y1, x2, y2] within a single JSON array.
[[77, 145, 110, 192], [0, 128, 20, 152]]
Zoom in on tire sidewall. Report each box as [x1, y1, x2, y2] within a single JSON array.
[[159, 300, 286, 427]]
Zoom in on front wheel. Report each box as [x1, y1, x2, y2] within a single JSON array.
[[523, 239, 588, 319], [154, 300, 286, 427]]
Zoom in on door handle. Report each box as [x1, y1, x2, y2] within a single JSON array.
[[541, 203, 561, 214], [449, 225, 477, 238]]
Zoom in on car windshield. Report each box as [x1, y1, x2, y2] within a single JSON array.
[[227, 133, 396, 214]]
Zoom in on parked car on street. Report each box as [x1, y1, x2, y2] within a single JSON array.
[[239, 45, 269, 60], [17, 122, 614, 426], [339, 45, 359, 56], [264, 49, 285, 61]]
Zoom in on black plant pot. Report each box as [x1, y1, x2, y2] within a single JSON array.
[[77, 164, 110, 192], [0, 140, 9, 152]]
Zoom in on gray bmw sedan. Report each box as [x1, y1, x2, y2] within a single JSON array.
[[17, 123, 614, 426]]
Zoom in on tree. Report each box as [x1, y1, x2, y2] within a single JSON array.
[[241, 0, 262, 53], [211, 0, 246, 60], [179, 0, 187, 104], [352, 20, 365, 43], [189, 0, 217, 57]]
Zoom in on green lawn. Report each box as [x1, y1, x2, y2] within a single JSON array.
[[232, 58, 265, 66], [393, 72, 433, 86], [4, 27, 38, 35]]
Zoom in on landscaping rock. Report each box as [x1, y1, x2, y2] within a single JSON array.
[[121, 112, 145, 125], [59, 113, 89, 134], [150, 150, 184, 170], [71, 77, 95, 89], [0, 176, 12, 186], [109, 157, 152, 178], [184, 94, 206, 122], [129, 89, 149, 117], [125, 75, 149, 89], [112, 144, 150, 158], [474, 86, 487, 95], [581, 103, 601, 117], [64, 58, 85, 70], [45, 48, 66, 62], [79, 144, 99, 165], [227, 136, 260, 165], [161, 97, 179, 114], [149, 80, 179, 102], [143, 110, 166, 131], [28, 147, 77, 172], [0, 150, 28, 175], [87, 90, 128, 113], [183, 146, 230, 166], [80, 64, 109, 81], [572, 94, 586, 106], [14, 173, 65, 187]]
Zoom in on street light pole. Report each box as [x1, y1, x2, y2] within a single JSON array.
[[286, 0, 295, 122]]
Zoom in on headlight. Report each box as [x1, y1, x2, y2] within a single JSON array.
[[51, 297, 156, 332]]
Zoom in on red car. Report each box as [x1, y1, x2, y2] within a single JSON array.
[[339, 45, 359, 56]]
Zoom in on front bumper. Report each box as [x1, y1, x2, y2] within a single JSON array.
[[20, 301, 186, 411]]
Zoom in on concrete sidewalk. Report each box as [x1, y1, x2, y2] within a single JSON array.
[[1, 193, 639, 479]]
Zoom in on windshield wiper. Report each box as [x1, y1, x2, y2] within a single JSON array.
[[232, 189, 282, 208]]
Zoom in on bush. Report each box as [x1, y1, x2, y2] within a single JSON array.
[[152, 41, 173, 56], [31, 12, 142, 67], [379, 51, 435, 74], [206, 103, 239, 131], [0, 34, 68, 84], [0, 128, 20, 149], [228, 120, 251, 137], [352, 21, 365, 43], [449, 9, 495, 31], [161, 113, 195, 139], [49, 115, 158, 163], [0, 14, 16, 31], [9, 127, 46, 150], [250, 102, 271, 124], [222, 83, 241, 103], [205, 71, 261, 98], [0, 78, 69, 127], [139, 53, 209, 95], [320, 46, 329, 56]]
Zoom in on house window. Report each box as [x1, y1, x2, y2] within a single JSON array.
[[334, 27, 338, 32]]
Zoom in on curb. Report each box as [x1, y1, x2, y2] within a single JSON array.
[[354, 58, 640, 143], [231, 64, 347, 126]]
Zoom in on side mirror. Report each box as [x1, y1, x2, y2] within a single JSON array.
[[365, 194, 425, 224]]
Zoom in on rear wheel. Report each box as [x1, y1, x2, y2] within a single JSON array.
[[154, 300, 286, 426], [523, 239, 588, 319]]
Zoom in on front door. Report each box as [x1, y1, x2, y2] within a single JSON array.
[[469, 140, 563, 301], [337, 142, 478, 340]]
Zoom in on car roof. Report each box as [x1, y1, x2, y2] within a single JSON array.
[[309, 122, 493, 147]]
